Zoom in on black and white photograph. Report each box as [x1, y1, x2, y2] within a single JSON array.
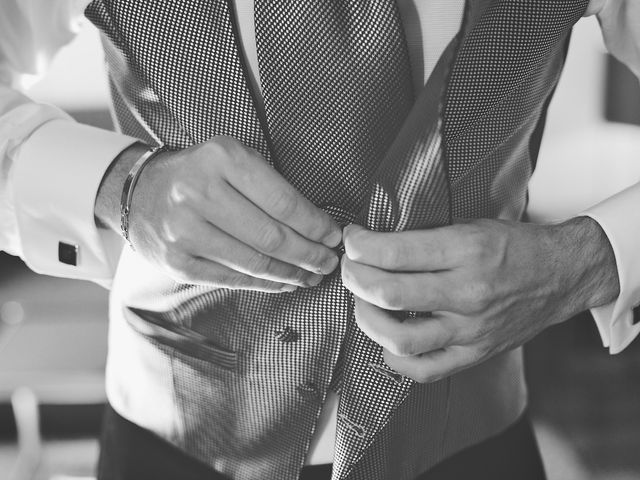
[[1, 1, 640, 479]]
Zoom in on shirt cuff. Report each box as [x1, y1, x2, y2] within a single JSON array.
[[581, 182, 640, 354], [12, 119, 138, 287]]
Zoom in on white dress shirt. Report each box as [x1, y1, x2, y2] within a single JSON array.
[[1, 0, 640, 466]]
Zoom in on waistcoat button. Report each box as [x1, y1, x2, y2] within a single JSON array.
[[274, 326, 298, 343], [369, 363, 405, 385], [338, 413, 367, 439]]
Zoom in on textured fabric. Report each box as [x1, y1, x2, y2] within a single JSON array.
[[98, 403, 334, 480], [445, 0, 590, 221], [11, 119, 134, 286], [254, 0, 418, 396], [254, 1, 414, 210], [98, 403, 544, 480], [85, 1, 589, 479], [253, 5, 453, 477]]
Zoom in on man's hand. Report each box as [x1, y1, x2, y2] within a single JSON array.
[[96, 136, 341, 292], [341, 218, 620, 383]]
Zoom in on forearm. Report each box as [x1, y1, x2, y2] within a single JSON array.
[[95, 141, 149, 233], [0, 0, 138, 283], [551, 216, 620, 315], [0, 82, 138, 284]]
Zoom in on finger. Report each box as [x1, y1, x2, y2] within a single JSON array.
[[383, 345, 480, 383], [204, 181, 339, 275], [171, 255, 297, 293], [218, 140, 342, 248], [354, 296, 458, 356], [343, 224, 468, 271], [183, 220, 324, 288], [341, 256, 452, 311]]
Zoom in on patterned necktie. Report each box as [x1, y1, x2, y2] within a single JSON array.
[[255, 0, 415, 392], [254, 0, 414, 213]]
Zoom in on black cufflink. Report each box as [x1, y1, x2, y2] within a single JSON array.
[[58, 242, 79, 266]]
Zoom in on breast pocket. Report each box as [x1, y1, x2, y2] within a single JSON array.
[[125, 306, 237, 371]]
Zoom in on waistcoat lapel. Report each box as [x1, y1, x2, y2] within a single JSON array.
[[443, 0, 590, 185], [87, 0, 270, 157]]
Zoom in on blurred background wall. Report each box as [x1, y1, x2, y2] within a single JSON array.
[[1, 14, 640, 480]]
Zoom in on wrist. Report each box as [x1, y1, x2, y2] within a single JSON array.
[[95, 142, 150, 233], [120, 146, 171, 249], [552, 216, 620, 315]]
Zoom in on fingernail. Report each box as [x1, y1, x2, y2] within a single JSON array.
[[342, 223, 361, 244], [323, 229, 343, 248], [343, 223, 360, 235], [319, 255, 339, 275], [306, 273, 324, 287], [281, 284, 298, 292]]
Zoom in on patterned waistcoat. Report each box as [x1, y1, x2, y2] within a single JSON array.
[[86, 1, 589, 479]]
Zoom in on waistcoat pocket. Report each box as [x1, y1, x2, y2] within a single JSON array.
[[125, 306, 237, 371]]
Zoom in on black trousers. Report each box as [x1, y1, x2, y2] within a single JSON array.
[[98, 405, 546, 480]]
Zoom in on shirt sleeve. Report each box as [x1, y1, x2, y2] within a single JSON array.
[[582, 183, 640, 354], [586, 0, 640, 79], [0, 0, 138, 288], [579, 0, 640, 353]]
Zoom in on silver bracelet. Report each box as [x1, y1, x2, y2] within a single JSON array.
[[120, 145, 169, 250]]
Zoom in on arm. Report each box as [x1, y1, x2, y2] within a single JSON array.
[[338, 0, 640, 381], [341, 218, 619, 382], [582, 0, 640, 352], [0, 0, 138, 288], [94, 137, 342, 292], [2, 1, 342, 291]]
